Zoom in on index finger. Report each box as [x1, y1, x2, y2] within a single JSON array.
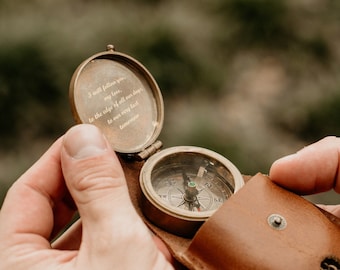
[[269, 136, 340, 195]]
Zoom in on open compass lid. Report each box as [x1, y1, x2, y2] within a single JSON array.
[[69, 45, 164, 155]]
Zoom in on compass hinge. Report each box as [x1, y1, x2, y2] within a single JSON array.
[[137, 140, 163, 160]]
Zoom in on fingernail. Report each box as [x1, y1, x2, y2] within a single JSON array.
[[274, 153, 297, 164], [64, 124, 108, 159], [270, 153, 297, 171]]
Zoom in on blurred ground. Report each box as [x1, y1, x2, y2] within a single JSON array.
[[1, 0, 340, 206]]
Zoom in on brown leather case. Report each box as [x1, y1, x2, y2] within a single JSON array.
[[122, 160, 340, 270]]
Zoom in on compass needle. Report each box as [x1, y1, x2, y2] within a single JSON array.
[[176, 188, 184, 194], [177, 200, 186, 208]]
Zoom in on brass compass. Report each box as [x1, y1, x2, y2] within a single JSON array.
[[69, 45, 244, 237], [140, 146, 243, 236]]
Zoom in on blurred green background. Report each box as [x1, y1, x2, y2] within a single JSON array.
[[1, 0, 340, 206]]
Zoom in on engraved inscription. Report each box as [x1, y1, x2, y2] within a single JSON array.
[[105, 88, 143, 130], [87, 78, 125, 99], [74, 58, 159, 152], [86, 74, 144, 133]]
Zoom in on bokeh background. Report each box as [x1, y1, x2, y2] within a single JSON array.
[[1, 0, 340, 206]]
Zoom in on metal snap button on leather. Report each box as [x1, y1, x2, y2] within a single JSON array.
[[267, 214, 287, 230]]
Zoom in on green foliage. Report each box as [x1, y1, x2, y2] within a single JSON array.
[[217, 0, 292, 49], [296, 94, 340, 142], [301, 36, 331, 64], [0, 0, 340, 205], [0, 43, 66, 149], [131, 28, 222, 98], [216, 0, 331, 70]]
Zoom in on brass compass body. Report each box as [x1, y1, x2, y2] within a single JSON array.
[[69, 45, 244, 237]]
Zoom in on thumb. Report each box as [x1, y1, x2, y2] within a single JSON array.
[[60, 124, 151, 265], [61, 124, 132, 223]]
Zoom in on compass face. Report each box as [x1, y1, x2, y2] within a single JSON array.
[[140, 146, 244, 224], [151, 162, 234, 214]]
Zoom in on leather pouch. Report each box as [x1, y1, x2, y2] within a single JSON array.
[[123, 160, 340, 270], [180, 173, 340, 269]]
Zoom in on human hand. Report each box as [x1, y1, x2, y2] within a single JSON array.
[[0, 124, 174, 270], [269, 136, 340, 218]]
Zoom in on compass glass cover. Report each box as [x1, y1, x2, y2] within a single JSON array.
[[150, 152, 235, 214]]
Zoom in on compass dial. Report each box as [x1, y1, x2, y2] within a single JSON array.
[[140, 146, 244, 237], [152, 163, 233, 213]]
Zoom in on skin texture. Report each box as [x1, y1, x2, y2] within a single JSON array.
[[269, 136, 340, 217], [0, 124, 174, 270]]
